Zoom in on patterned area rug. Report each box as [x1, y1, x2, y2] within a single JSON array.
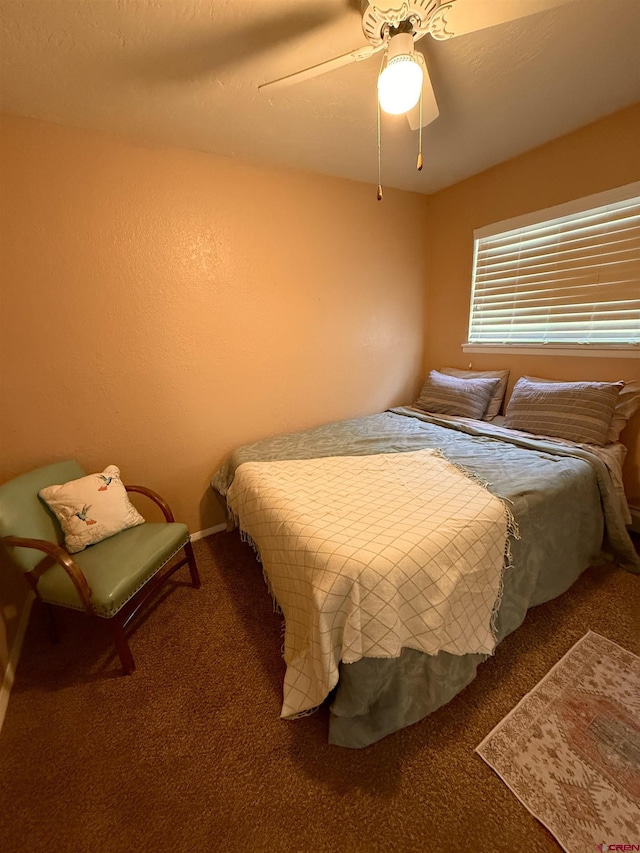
[[476, 631, 640, 853]]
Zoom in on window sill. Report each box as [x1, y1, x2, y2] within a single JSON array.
[[462, 343, 640, 359]]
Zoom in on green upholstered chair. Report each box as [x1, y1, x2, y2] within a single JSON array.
[[0, 460, 200, 674]]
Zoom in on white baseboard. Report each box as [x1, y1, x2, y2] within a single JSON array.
[[0, 593, 34, 733], [190, 523, 226, 542]]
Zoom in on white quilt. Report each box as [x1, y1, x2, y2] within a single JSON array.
[[226, 449, 513, 718]]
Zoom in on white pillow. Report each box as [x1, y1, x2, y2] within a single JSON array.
[[39, 465, 145, 554], [606, 379, 640, 443]]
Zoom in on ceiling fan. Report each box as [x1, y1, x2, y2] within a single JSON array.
[[259, 0, 578, 132]]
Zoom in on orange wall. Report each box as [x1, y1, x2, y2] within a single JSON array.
[[0, 114, 430, 536], [424, 104, 640, 502], [1, 107, 638, 685]]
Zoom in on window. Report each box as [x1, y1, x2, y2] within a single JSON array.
[[465, 182, 640, 357]]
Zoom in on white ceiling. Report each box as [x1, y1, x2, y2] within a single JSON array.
[[1, 0, 639, 194]]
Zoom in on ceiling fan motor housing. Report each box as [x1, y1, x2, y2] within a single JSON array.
[[361, 0, 442, 46]]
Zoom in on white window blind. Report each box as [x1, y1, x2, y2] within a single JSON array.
[[468, 183, 640, 348]]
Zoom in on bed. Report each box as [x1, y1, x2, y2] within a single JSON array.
[[211, 391, 640, 748]]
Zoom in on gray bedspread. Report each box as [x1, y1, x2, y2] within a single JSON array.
[[211, 408, 639, 747]]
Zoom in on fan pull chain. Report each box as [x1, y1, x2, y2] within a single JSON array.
[[376, 50, 387, 201], [377, 97, 383, 201], [417, 86, 423, 171]]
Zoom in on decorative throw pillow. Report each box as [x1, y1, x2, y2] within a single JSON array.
[[39, 465, 145, 554], [414, 370, 500, 420], [504, 377, 623, 446], [440, 367, 510, 421]]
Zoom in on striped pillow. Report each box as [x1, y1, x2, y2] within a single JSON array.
[[415, 370, 500, 420], [504, 377, 623, 445], [440, 367, 510, 421]]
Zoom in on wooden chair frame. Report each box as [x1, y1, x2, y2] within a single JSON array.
[[2, 485, 200, 675]]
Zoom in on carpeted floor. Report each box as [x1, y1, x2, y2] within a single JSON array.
[[0, 532, 638, 853]]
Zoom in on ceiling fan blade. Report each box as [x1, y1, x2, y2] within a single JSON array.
[[259, 44, 383, 92], [428, 0, 579, 40], [406, 54, 439, 131]]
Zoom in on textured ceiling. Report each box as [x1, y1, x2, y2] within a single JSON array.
[[1, 0, 639, 194]]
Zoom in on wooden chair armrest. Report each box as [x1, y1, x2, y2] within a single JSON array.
[[2, 535, 93, 613], [125, 485, 175, 523]]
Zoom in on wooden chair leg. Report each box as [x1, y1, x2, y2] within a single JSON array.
[[45, 604, 60, 645], [185, 540, 201, 589], [109, 619, 135, 675]]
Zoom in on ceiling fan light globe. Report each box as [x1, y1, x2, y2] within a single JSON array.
[[377, 55, 423, 115]]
